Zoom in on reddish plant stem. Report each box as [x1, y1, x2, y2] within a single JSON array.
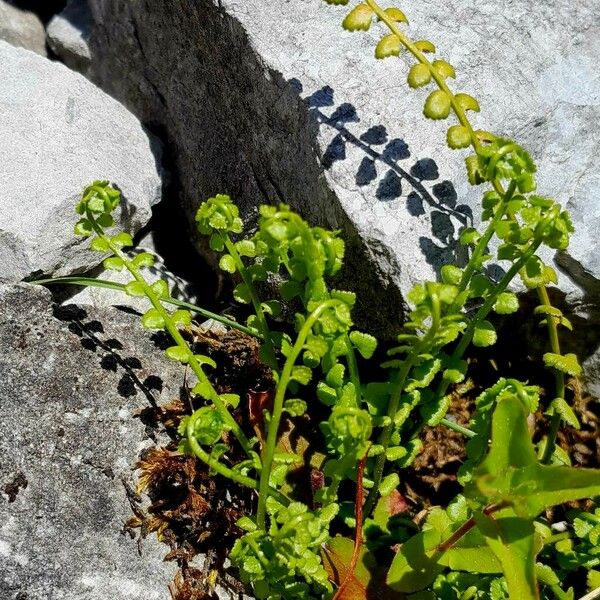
[[437, 501, 510, 553], [333, 449, 369, 600]]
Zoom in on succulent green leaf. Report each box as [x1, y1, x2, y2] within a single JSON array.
[[151, 279, 169, 298], [90, 237, 110, 252], [233, 283, 252, 304], [124, 281, 145, 297], [414, 40, 435, 53], [349, 330, 377, 359], [473, 320, 497, 347], [375, 34, 402, 59], [424, 90, 451, 119], [103, 256, 124, 271], [543, 352, 582, 376], [141, 308, 165, 330], [493, 292, 519, 315], [342, 4, 373, 31], [172, 309, 192, 327], [447, 125, 472, 149], [383, 7, 408, 23], [284, 398, 307, 417], [165, 345, 191, 363], [407, 63, 432, 88], [132, 252, 155, 268], [111, 232, 133, 249], [455, 93, 481, 113], [74, 218, 93, 236], [219, 254, 236, 274], [547, 397, 580, 429], [432, 59, 455, 79], [291, 365, 312, 385]]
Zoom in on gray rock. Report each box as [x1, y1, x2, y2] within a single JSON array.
[[82, 0, 600, 343], [0, 0, 46, 56], [0, 40, 162, 283], [46, 0, 92, 75], [0, 283, 181, 599]]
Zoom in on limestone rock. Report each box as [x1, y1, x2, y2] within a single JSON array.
[[0, 0, 46, 56], [0, 40, 162, 282], [81, 0, 599, 343], [47, 0, 92, 74], [0, 283, 180, 599]]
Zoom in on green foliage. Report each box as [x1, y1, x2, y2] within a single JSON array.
[[56, 0, 599, 597]]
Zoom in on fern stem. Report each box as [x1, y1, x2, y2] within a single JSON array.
[[32, 276, 261, 338], [86, 210, 253, 456], [538, 285, 566, 464], [256, 299, 341, 528]]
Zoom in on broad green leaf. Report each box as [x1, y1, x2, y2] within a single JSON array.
[[233, 283, 251, 304], [424, 91, 451, 119], [407, 64, 432, 88], [439, 544, 502, 574], [543, 352, 582, 376], [375, 34, 401, 59], [473, 320, 497, 347], [465, 396, 600, 517], [475, 509, 538, 600], [387, 529, 443, 592]]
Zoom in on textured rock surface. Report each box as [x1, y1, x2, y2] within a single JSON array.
[[82, 0, 600, 339], [0, 283, 181, 599], [0, 40, 162, 282], [47, 0, 92, 74], [0, 0, 46, 55]]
